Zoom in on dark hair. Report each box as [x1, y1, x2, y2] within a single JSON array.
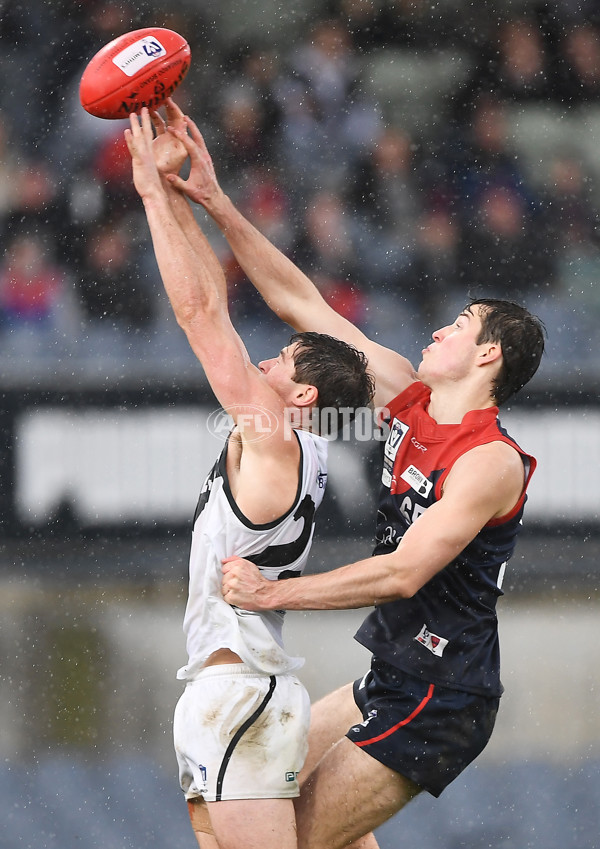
[[288, 331, 375, 418], [468, 297, 546, 405]]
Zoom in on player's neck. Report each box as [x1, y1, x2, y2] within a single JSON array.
[[427, 383, 496, 425]]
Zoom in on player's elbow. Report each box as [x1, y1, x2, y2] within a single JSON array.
[[390, 575, 420, 600], [398, 578, 422, 599], [373, 579, 417, 606], [175, 293, 219, 331], [377, 558, 422, 602], [267, 288, 321, 329], [265, 298, 300, 328]]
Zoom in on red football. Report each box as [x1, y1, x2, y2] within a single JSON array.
[[80, 27, 191, 119]]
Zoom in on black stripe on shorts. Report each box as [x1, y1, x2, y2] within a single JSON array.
[[215, 675, 277, 801]]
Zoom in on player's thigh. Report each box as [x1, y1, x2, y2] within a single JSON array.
[[346, 834, 381, 849], [206, 797, 297, 849], [299, 682, 363, 781], [188, 799, 221, 849], [192, 833, 220, 849], [296, 736, 420, 849]]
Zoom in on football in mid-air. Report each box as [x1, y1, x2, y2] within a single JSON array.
[[80, 27, 191, 119]]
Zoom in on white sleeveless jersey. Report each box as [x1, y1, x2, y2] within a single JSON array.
[[177, 429, 328, 679]]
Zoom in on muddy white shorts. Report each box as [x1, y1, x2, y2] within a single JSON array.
[[173, 663, 311, 802]]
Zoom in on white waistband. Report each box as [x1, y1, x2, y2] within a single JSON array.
[[184, 662, 273, 682]]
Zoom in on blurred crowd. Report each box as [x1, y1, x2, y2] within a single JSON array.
[[2, 0, 600, 383]]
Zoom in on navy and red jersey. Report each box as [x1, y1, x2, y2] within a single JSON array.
[[355, 381, 536, 698]]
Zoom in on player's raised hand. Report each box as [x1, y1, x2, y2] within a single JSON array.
[[165, 116, 223, 209], [124, 108, 164, 201], [150, 98, 188, 176]]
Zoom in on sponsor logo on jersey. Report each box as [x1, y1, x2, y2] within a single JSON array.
[[415, 624, 448, 657], [382, 418, 409, 488], [400, 464, 432, 497], [285, 771, 298, 782]]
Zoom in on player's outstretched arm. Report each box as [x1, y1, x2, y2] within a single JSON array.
[[167, 126, 335, 334], [166, 117, 417, 408], [125, 109, 259, 417], [125, 109, 228, 349], [149, 100, 229, 305], [126, 108, 300, 478], [222, 441, 526, 610]]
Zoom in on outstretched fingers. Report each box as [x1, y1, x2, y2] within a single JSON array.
[[149, 99, 186, 136], [150, 108, 166, 135], [125, 108, 165, 199], [127, 108, 153, 143], [183, 116, 210, 152], [164, 123, 204, 180], [164, 115, 209, 162], [166, 122, 198, 157], [164, 96, 186, 125], [124, 111, 142, 155]]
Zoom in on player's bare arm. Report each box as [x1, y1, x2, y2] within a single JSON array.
[[154, 154, 301, 522], [126, 109, 302, 522], [126, 109, 238, 384], [222, 440, 526, 610], [151, 101, 236, 317], [165, 115, 417, 409]]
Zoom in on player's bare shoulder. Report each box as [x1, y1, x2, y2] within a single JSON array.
[[223, 409, 303, 525], [445, 440, 526, 519]]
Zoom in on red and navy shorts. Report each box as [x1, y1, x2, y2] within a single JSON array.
[[346, 657, 500, 797]]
